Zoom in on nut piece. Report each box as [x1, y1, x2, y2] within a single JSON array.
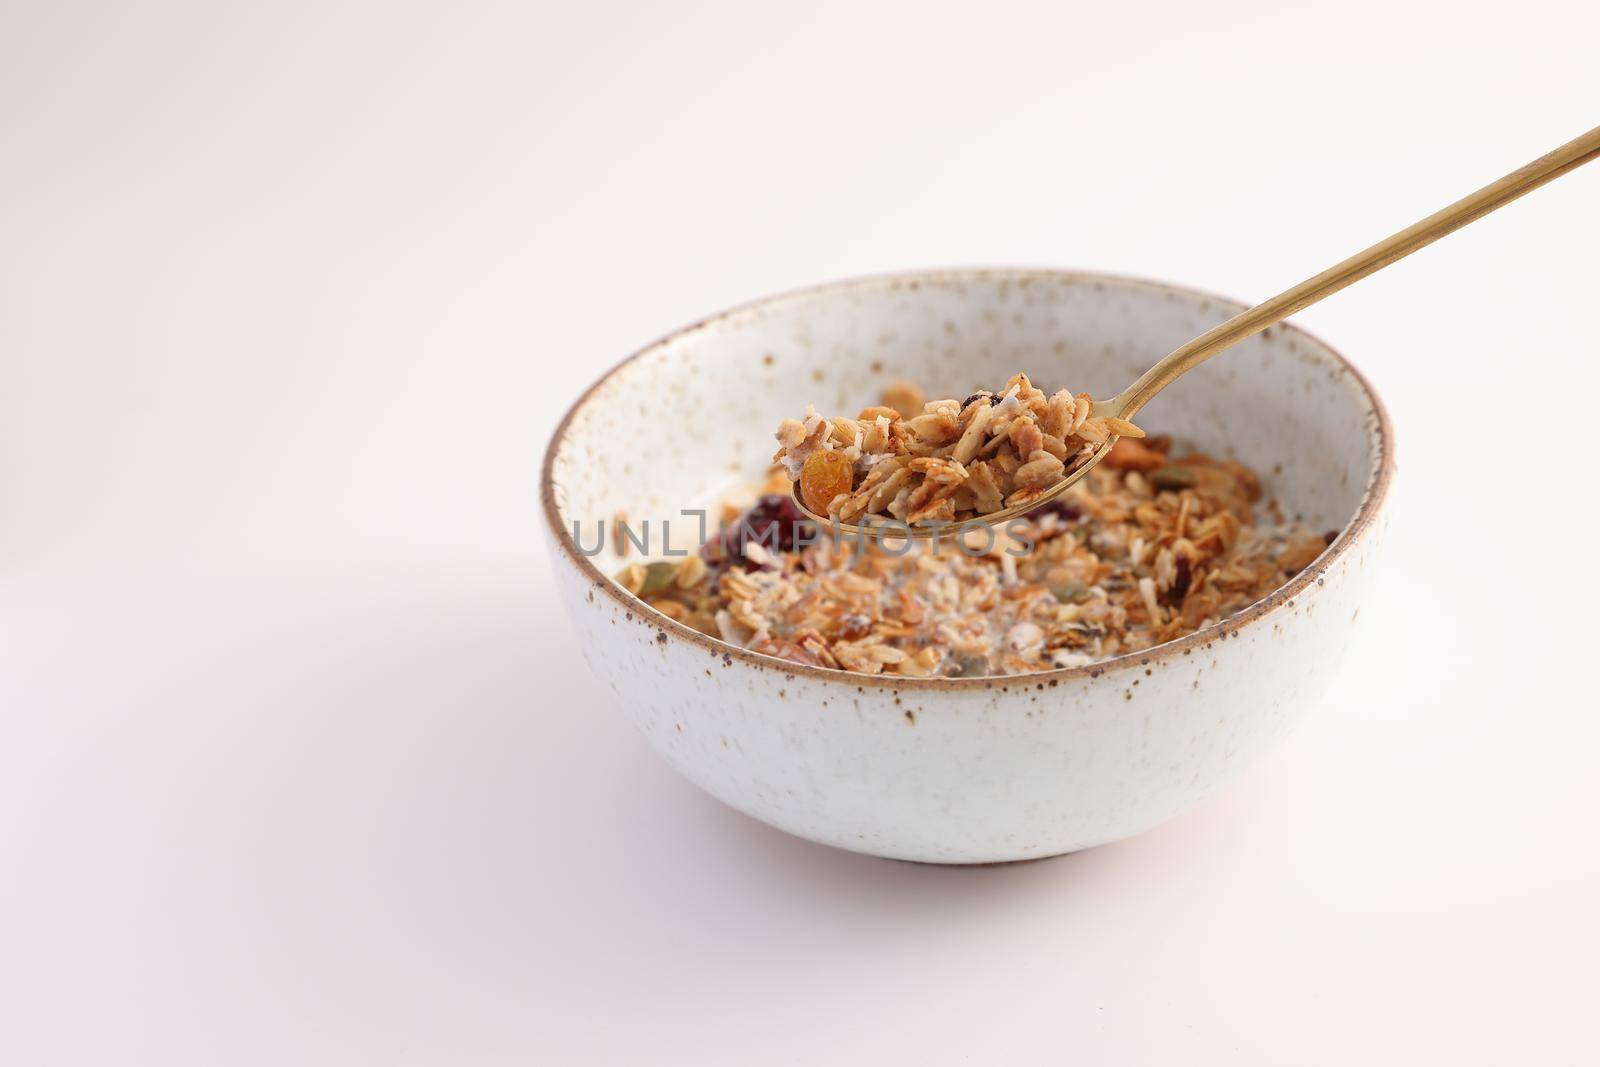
[[616, 562, 645, 595], [675, 554, 708, 588], [800, 449, 854, 513], [1007, 622, 1045, 654], [775, 418, 807, 449], [1103, 416, 1146, 439], [1103, 436, 1166, 472], [881, 381, 925, 418], [1013, 451, 1066, 491]]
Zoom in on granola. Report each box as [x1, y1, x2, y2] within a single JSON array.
[[774, 372, 1142, 524], [613, 383, 1329, 678]]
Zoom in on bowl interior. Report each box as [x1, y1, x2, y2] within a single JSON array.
[[547, 271, 1384, 580]]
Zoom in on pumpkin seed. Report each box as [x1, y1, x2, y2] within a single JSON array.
[[1150, 466, 1197, 491], [1051, 580, 1092, 604], [639, 561, 679, 596]]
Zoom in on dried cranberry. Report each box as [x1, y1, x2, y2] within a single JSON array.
[[712, 494, 808, 568], [1323, 529, 1339, 545], [1032, 500, 1082, 523]]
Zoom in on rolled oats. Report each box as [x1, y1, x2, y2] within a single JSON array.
[[773, 373, 1144, 524]]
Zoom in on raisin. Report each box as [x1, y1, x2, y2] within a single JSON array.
[[799, 449, 853, 514], [961, 391, 1001, 410], [1170, 556, 1192, 601]]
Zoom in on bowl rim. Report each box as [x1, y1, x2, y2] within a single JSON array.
[[540, 266, 1395, 690]]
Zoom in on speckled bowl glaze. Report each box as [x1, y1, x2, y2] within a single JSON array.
[[542, 269, 1393, 864]]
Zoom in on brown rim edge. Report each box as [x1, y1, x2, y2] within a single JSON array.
[[539, 266, 1396, 691]]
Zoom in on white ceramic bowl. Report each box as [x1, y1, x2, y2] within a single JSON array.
[[541, 270, 1393, 864]]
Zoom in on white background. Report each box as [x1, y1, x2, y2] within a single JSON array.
[[3, 2, 1598, 1063]]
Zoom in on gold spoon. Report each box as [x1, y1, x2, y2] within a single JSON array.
[[792, 122, 1600, 540]]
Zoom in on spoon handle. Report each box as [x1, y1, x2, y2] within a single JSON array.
[[1109, 122, 1600, 420]]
